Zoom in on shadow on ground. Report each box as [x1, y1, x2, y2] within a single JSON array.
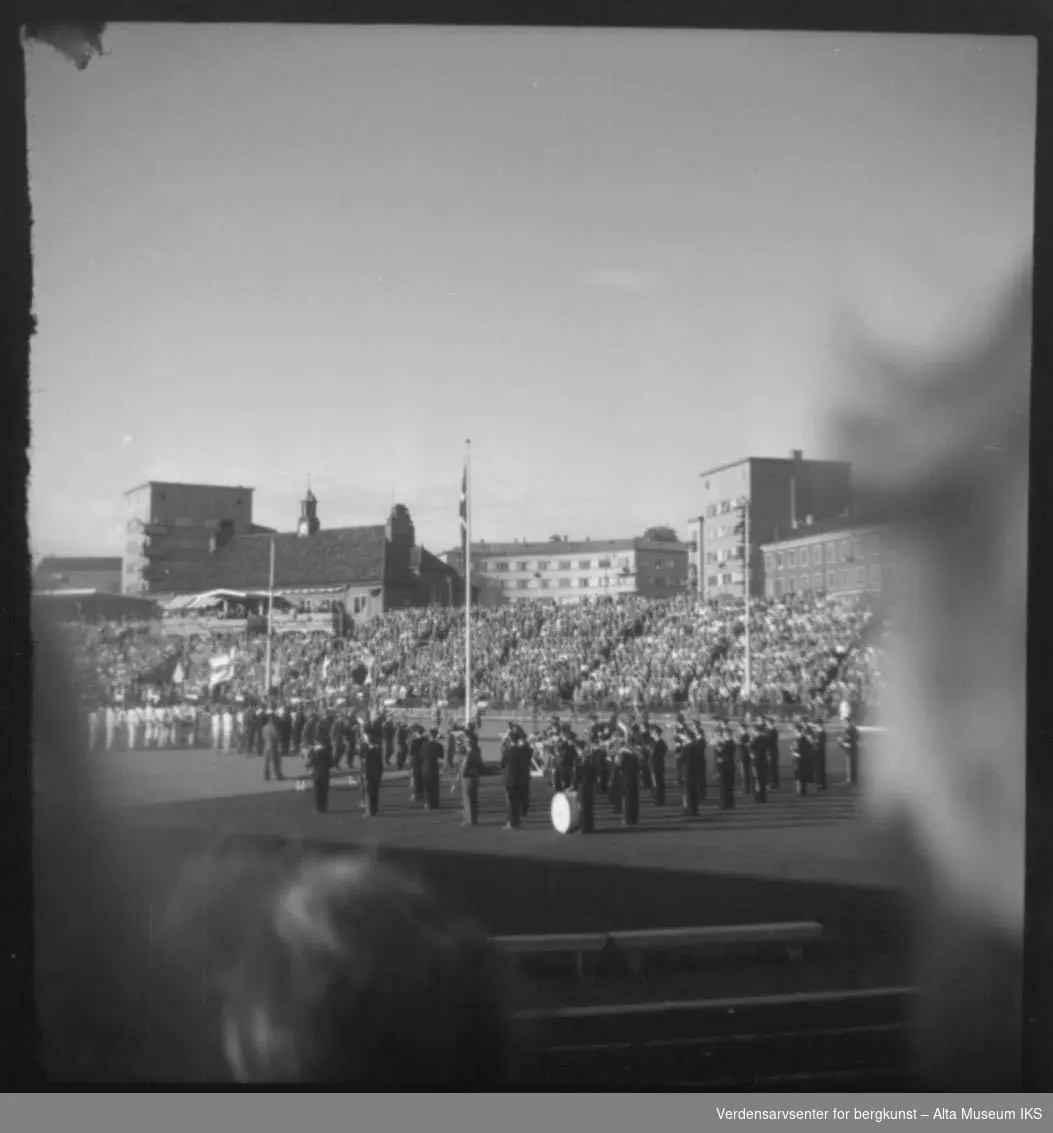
[[34, 818, 912, 1084]]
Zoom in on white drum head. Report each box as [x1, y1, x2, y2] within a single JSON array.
[[551, 791, 572, 834]]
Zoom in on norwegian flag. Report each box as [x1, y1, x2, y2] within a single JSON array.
[[459, 462, 468, 555]]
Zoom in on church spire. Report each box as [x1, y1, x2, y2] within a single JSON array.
[[297, 474, 319, 537]]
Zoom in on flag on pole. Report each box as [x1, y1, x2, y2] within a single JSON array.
[[459, 462, 468, 556]]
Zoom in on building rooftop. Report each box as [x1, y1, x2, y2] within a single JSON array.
[[35, 556, 122, 574], [698, 455, 852, 480], [187, 526, 387, 592], [123, 480, 255, 496], [446, 538, 692, 558], [761, 513, 887, 546]]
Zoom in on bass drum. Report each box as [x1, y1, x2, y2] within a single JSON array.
[[551, 789, 582, 835]]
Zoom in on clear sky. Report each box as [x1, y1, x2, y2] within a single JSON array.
[[26, 27, 1035, 561]]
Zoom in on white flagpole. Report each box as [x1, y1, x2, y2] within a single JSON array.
[[465, 439, 472, 728], [264, 536, 275, 698]]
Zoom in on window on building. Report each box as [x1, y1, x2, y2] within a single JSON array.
[[812, 572, 822, 590], [706, 552, 716, 565], [764, 553, 773, 571], [766, 580, 774, 597], [775, 578, 784, 596], [496, 562, 509, 572], [800, 574, 810, 591], [516, 580, 528, 589], [517, 561, 529, 572], [853, 538, 862, 561], [618, 557, 629, 568], [840, 540, 850, 562], [871, 535, 881, 557], [787, 549, 797, 568], [812, 545, 822, 566], [825, 542, 835, 563], [776, 551, 784, 569], [559, 578, 570, 588], [559, 560, 571, 570], [856, 566, 866, 586], [707, 575, 718, 587], [598, 557, 612, 569], [788, 576, 796, 593], [705, 504, 716, 518], [540, 578, 550, 589], [841, 569, 850, 587], [827, 570, 836, 589], [870, 565, 882, 588], [578, 560, 591, 569], [537, 560, 550, 571], [578, 578, 590, 588]]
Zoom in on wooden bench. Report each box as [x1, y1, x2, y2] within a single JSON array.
[[606, 921, 823, 974], [492, 932, 608, 978]]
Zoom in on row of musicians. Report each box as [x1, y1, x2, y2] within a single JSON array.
[[499, 718, 862, 833]]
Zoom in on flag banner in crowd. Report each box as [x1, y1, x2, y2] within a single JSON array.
[[208, 653, 235, 688]]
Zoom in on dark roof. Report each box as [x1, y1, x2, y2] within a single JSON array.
[[35, 556, 122, 574], [698, 455, 852, 479], [419, 546, 459, 577], [191, 527, 387, 591]]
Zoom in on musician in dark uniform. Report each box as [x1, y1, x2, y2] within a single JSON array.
[[423, 727, 443, 810], [620, 745, 641, 827], [363, 713, 384, 817], [395, 719, 409, 771], [811, 720, 828, 792], [262, 713, 284, 781], [409, 725, 426, 802], [501, 726, 521, 829], [332, 710, 348, 770], [608, 738, 625, 815], [575, 743, 599, 834], [254, 703, 267, 757], [766, 717, 781, 789], [792, 720, 813, 797], [445, 724, 459, 772], [649, 725, 668, 807], [276, 704, 292, 757], [291, 701, 306, 754], [748, 725, 768, 803], [554, 725, 580, 793], [840, 720, 860, 787], [736, 720, 753, 796], [307, 713, 333, 814], [588, 716, 610, 794], [517, 731, 534, 820], [637, 724, 654, 792], [383, 714, 396, 766], [458, 724, 485, 827], [717, 724, 737, 810], [301, 702, 319, 752], [519, 734, 535, 815]]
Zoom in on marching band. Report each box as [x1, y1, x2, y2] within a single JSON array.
[[88, 688, 859, 826]]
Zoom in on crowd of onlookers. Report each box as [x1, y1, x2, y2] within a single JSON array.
[[56, 592, 888, 719]]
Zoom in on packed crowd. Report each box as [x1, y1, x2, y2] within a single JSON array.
[[60, 592, 888, 719]]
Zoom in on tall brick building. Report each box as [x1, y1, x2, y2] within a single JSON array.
[[689, 451, 853, 600]]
